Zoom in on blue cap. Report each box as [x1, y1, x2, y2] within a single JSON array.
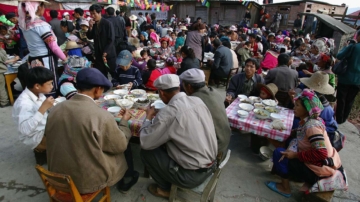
[[76, 68, 112, 88], [116, 50, 133, 67]]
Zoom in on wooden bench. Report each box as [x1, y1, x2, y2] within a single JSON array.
[[305, 191, 334, 202]]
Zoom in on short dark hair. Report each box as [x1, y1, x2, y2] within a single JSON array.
[[278, 53, 290, 66], [74, 8, 84, 16], [0, 25, 7, 31], [106, 7, 115, 16], [240, 34, 247, 41], [183, 81, 206, 90], [212, 39, 221, 48], [244, 41, 251, 46], [127, 45, 137, 53], [140, 49, 148, 57], [245, 58, 260, 70], [50, 10, 58, 19], [138, 12, 143, 15], [116, 10, 120, 16], [89, 4, 102, 14], [60, 20, 75, 33], [147, 59, 156, 70], [26, 67, 54, 89], [197, 17, 202, 21], [222, 40, 231, 49], [249, 34, 256, 39]]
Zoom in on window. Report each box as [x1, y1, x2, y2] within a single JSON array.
[[307, 4, 312, 8], [281, 13, 288, 26], [332, 7, 336, 10]]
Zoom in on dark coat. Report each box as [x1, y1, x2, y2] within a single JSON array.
[[192, 87, 231, 155], [87, 18, 116, 59], [177, 56, 200, 76]]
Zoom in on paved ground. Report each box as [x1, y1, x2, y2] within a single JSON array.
[[1, 87, 360, 201]]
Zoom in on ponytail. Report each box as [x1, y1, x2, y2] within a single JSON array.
[[180, 45, 195, 59]]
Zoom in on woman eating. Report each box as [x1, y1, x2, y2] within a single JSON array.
[[267, 89, 344, 198]]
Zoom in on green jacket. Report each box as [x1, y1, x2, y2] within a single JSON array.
[[192, 86, 231, 155], [0, 15, 14, 27], [336, 43, 360, 85]]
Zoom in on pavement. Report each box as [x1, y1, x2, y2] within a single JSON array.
[[1, 86, 360, 202]]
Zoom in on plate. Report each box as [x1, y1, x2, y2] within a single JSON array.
[[239, 103, 254, 112], [237, 110, 249, 118], [262, 99, 277, 107], [249, 96, 262, 103], [253, 109, 270, 119]]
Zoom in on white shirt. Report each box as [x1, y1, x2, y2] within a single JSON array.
[[186, 17, 191, 24], [12, 88, 47, 149], [230, 49, 239, 69]]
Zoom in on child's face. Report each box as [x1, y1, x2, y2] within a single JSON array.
[[0, 29, 7, 36], [81, 25, 88, 31], [259, 90, 270, 99], [36, 80, 54, 94], [299, 45, 306, 51], [142, 53, 148, 58]]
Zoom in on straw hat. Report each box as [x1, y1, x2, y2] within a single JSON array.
[[180, 26, 188, 31], [18, 0, 50, 4], [299, 71, 335, 95], [129, 15, 137, 21], [65, 41, 80, 50], [257, 83, 278, 100], [229, 25, 237, 31]]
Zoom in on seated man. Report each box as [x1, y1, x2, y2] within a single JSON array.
[[112, 50, 143, 90], [226, 58, 265, 107], [46, 68, 137, 194], [180, 69, 231, 162], [140, 74, 218, 199], [12, 67, 55, 165], [208, 39, 233, 80]]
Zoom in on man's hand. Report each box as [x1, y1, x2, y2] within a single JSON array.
[[146, 105, 157, 120], [38, 97, 55, 114], [119, 109, 131, 121], [280, 150, 298, 159]]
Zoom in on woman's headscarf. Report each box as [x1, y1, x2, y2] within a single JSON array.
[[294, 89, 324, 119], [18, 2, 40, 30], [141, 31, 148, 40], [150, 32, 159, 44], [312, 39, 327, 53]]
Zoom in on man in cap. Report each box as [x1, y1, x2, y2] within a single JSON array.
[[46, 68, 138, 194], [140, 74, 218, 199], [180, 69, 231, 162]]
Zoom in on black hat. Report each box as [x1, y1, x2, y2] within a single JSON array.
[[138, 12, 143, 15], [76, 68, 112, 89], [5, 12, 16, 20]]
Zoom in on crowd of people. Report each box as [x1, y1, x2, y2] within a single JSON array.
[[0, 0, 359, 199]]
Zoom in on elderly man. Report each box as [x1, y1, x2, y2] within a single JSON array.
[[209, 39, 233, 81], [46, 68, 138, 194], [180, 69, 231, 161], [140, 74, 217, 199], [226, 58, 264, 106]]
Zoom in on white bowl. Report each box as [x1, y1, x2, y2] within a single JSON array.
[[237, 110, 249, 118], [239, 103, 254, 112], [237, 94, 247, 99], [262, 99, 278, 107], [253, 108, 270, 120], [134, 98, 150, 108], [113, 89, 128, 97], [123, 94, 136, 101], [240, 98, 253, 104], [265, 106, 280, 113], [130, 89, 146, 98], [259, 146, 273, 160], [249, 96, 262, 103], [104, 95, 121, 105], [147, 94, 160, 101], [107, 106, 121, 117], [151, 100, 166, 110], [54, 97, 66, 105], [116, 99, 134, 109], [270, 113, 285, 121], [254, 103, 265, 109]]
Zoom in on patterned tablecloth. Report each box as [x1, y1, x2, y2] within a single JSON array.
[[226, 98, 294, 142], [97, 91, 147, 137]]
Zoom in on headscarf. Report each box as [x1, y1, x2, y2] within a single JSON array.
[[311, 39, 327, 53], [150, 32, 159, 44], [294, 89, 324, 119], [18, 2, 40, 30], [141, 31, 148, 40]]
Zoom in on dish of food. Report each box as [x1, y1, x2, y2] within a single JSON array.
[[253, 109, 270, 119], [270, 113, 285, 121], [116, 99, 134, 109], [239, 103, 254, 112], [240, 98, 253, 104], [147, 94, 160, 101], [262, 99, 277, 107], [237, 110, 249, 118], [104, 95, 121, 100], [130, 89, 146, 97], [113, 89, 128, 96], [237, 94, 247, 99], [107, 106, 121, 117], [254, 103, 265, 109], [264, 106, 280, 113], [249, 96, 262, 103]]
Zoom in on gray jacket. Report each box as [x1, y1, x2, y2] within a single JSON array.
[[49, 18, 66, 46], [265, 65, 298, 91], [212, 45, 233, 78]]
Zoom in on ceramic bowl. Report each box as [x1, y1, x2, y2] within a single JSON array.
[[54, 97, 66, 106], [264, 106, 280, 113], [130, 89, 146, 98], [270, 113, 285, 121], [113, 89, 128, 97], [107, 106, 121, 117], [237, 94, 247, 99], [116, 99, 134, 109], [240, 98, 253, 104], [147, 94, 160, 102], [151, 100, 166, 110], [254, 103, 265, 109], [259, 146, 273, 160], [134, 98, 150, 109], [262, 99, 278, 107], [249, 96, 262, 103], [253, 108, 270, 120], [239, 103, 254, 112], [104, 95, 121, 106], [237, 110, 249, 118]]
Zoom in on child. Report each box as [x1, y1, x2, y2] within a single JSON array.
[[77, 20, 94, 58], [175, 32, 185, 51], [258, 83, 278, 100], [161, 57, 177, 75], [139, 49, 151, 61], [175, 52, 182, 63], [0, 12, 14, 27], [0, 25, 17, 55], [142, 59, 162, 90], [60, 20, 76, 51], [112, 50, 143, 89], [12, 67, 55, 165]]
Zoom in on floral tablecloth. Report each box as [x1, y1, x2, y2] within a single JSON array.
[[98, 91, 147, 137], [226, 98, 294, 142]]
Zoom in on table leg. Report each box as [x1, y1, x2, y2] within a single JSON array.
[[4, 73, 18, 105]]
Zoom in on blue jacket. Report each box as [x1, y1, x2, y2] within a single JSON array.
[[112, 65, 143, 88], [336, 43, 360, 85]]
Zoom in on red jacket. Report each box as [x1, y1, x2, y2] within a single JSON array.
[[145, 69, 162, 90]]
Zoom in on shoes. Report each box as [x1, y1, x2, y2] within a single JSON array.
[[34, 150, 47, 165], [265, 181, 291, 198], [0, 103, 11, 108], [117, 171, 139, 194]]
